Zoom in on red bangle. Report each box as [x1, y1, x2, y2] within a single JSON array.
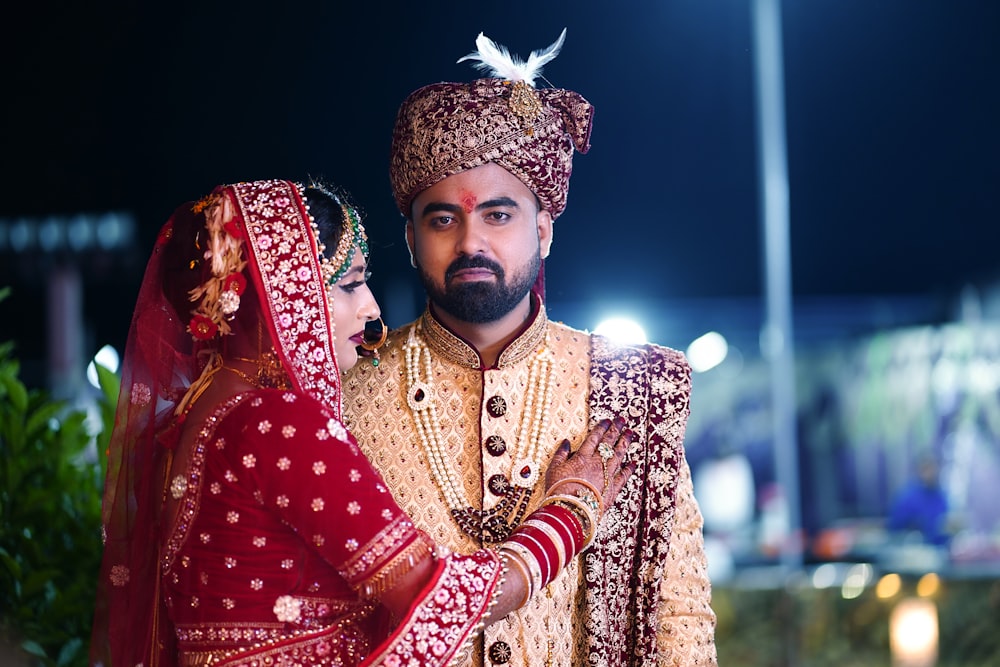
[[536, 503, 585, 555], [532, 505, 581, 564], [520, 519, 567, 573], [507, 530, 553, 586]]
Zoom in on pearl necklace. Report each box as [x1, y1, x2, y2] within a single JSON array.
[[404, 325, 555, 543]]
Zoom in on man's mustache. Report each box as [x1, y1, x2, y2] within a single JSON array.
[[445, 256, 504, 282]]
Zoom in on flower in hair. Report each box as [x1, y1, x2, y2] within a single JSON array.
[[220, 273, 247, 316], [189, 314, 219, 341], [223, 218, 243, 239], [185, 191, 249, 341]]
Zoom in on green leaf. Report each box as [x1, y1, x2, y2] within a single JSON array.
[[24, 402, 64, 441], [0, 547, 21, 580], [20, 638, 47, 658], [0, 374, 28, 413], [57, 637, 83, 666]]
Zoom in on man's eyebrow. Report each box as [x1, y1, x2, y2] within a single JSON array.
[[419, 201, 463, 217], [419, 196, 520, 218], [478, 197, 519, 210]]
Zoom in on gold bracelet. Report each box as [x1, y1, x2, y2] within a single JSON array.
[[500, 551, 532, 609], [499, 542, 543, 596], [545, 477, 604, 517], [541, 494, 597, 548]]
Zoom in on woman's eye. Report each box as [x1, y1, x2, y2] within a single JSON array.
[[338, 272, 370, 294], [339, 281, 364, 293]]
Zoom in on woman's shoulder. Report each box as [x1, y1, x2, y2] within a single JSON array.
[[223, 389, 354, 444]]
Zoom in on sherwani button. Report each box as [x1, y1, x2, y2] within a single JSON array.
[[487, 640, 512, 664], [487, 474, 510, 497], [486, 395, 508, 417], [485, 434, 507, 456]]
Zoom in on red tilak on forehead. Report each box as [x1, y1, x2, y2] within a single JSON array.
[[459, 191, 476, 214]]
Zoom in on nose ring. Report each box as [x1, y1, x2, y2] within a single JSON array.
[[360, 317, 388, 367]]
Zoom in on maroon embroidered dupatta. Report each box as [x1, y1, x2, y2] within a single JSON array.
[[583, 336, 689, 666]]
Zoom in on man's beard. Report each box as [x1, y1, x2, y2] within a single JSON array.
[[417, 253, 540, 324]]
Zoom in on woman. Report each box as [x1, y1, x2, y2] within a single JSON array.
[[89, 179, 634, 666]]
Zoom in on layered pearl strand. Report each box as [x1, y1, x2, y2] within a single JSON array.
[[404, 325, 556, 542]]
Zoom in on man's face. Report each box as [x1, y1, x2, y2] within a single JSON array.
[[406, 163, 553, 324]]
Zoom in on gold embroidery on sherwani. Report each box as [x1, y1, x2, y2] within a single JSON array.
[[342, 305, 717, 666], [405, 314, 555, 542]]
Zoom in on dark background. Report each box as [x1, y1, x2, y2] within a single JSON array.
[[3, 1, 998, 386]]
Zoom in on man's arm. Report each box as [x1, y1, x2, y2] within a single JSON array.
[[656, 455, 719, 666]]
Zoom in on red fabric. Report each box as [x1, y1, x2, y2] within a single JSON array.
[[162, 390, 421, 658], [90, 180, 503, 667]]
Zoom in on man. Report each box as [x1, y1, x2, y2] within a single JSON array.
[[887, 455, 950, 546], [344, 31, 717, 667]]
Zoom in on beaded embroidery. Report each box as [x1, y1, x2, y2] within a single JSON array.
[[404, 325, 555, 543]]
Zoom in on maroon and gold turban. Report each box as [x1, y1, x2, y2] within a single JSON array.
[[389, 31, 594, 220]]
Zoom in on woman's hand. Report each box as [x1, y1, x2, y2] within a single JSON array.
[[544, 418, 635, 519]]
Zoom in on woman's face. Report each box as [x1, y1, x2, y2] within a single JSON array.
[[329, 245, 380, 371]]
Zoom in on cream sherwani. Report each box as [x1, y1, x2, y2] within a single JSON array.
[[343, 302, 717, 667]]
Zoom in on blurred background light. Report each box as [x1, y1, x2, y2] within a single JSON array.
[[916, 572, 940, 598], [841, 563, 873, 600], [890, 597, 938, 667], [687, 331, 729, 372], [593, 317, 648, 345], [87, 344, 120, 389], [877, 573, 903, 599]]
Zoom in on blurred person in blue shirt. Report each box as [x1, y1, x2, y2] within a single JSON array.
[[887, 455, 950, 546]]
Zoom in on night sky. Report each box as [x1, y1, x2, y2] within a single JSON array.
[[3, 1, 998, 384]]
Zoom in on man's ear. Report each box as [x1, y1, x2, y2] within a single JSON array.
[[537, 210, 553, 259], [405, 220, 417, 268]]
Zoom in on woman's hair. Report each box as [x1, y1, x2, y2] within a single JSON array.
[[158, 180, 362, 327], [302, 179, 362, 258], [160, 201, 212, 327]]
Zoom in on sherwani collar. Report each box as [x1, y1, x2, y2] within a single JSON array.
[[417, 293, 549, 370]]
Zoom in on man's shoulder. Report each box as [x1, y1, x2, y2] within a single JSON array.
[[582, 330, 690, 372]]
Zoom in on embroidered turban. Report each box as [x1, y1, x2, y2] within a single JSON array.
[[389, 77, 594, 220]]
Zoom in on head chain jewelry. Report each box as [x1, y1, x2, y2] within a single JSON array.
[[309, 185, 370, 287]]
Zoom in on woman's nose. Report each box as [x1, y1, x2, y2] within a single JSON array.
[[361, 291, 381, 321]]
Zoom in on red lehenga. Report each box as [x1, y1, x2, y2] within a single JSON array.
[[90, 180, 501, 667]]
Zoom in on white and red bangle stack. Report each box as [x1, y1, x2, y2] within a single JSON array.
[[498, 477, 603, 605]]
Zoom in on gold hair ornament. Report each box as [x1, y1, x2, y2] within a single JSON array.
[[186, 193, 248, 341], [309, 186, 370, 287]]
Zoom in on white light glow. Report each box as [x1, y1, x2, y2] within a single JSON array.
[[890, 597, 938, 667], [87, 345, 121, 389], [593, 318, 648, 345], [841, 563, 873, 600], [687, 331, 729, 372]]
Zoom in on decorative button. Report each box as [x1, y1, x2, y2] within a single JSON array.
[[487, 474, 510, 497], [488, 640, 512, 664], [486, 395, 507, 418], [485, 435, 507, 457]]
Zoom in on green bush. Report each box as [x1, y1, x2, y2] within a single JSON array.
[[0, 287, 116, 667]]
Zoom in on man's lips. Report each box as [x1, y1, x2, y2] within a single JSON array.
[[449, 268, 496, 281]]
